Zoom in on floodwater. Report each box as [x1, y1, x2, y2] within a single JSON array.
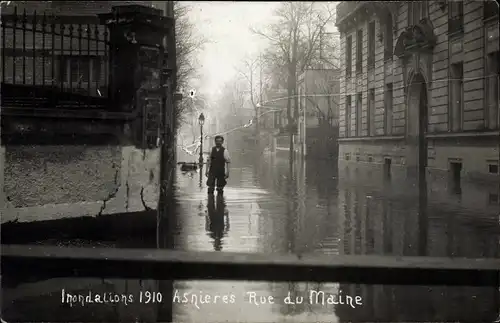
[[170, 149, 500, 323], [2, 148, 499, 322]]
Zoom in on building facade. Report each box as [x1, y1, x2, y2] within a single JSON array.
[[297, 68, 341, 159], [335, 1, 499, 181], [259, 87, 288, 152]]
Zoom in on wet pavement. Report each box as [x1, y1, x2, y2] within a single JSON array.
[[2, 148, 499, 322]]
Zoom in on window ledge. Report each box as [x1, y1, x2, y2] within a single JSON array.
[[338, 135, 405, 142], [426, 130, 500, 139], [448, 30, 464, 38], [483, 16, 499, 24], [338, 131, 499, 143]]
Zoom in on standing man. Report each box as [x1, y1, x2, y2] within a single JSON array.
[[205, 135, 230, 194]]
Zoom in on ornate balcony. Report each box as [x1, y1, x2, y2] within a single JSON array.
[[394, 18, 436, 58]]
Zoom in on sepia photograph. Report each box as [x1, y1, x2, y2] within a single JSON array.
[[1, 1, 499, 322]]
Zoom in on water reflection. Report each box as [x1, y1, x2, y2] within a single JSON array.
[[173, 150, 499, 322], [205, 193, 230, 251], [335, 163, 499, 322], [3, 148, 499, 322]]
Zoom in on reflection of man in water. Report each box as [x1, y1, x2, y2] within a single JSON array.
[[206, 193, 230, 251]]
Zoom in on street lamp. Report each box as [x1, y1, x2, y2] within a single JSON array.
[[198, 113, 205, 166]]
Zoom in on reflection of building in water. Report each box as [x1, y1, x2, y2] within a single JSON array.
[[336, 172, 500, 321]]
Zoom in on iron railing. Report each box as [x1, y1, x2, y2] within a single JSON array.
[[1, 8, 110, 109]]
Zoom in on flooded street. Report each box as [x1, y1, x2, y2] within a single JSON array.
[[2, 1, 500, 322], [2, 148, 499, 322], [170, 149, 500, 322]]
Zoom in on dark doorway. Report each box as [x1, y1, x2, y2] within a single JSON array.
[[384, 158, 392, 179], [449, 161, 462, 195]]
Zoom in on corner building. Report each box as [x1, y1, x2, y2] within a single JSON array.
[[335, 1, 499, 182]]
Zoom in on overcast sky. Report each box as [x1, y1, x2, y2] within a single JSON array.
[[186, 2, 279, 99]]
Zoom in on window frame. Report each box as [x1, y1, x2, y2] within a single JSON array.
[[346, 35, 353, 78], [384, 14, 394, 62], [356, 92, 362, 136], [60, 55, 101, 89], [448, 1, 464, 35], [345, 95, 352, 137], [486, 51, 499, 129], [367, 21, 376, 70], [356, 29, 363, 75], [449, 62, 464, 132], [408, 1, 429, 26], [384, 83, 393, 135], [368, 88, 375, 136]]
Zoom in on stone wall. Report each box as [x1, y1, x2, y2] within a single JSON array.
[[1, 145, 160, 223], [336, 1, 499, 178]]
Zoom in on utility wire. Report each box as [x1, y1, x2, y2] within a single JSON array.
[[177, 74, 499, 156]]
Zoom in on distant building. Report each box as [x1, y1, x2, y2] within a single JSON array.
[[297, 68, 341, 159], [335, 1, 499, 181], [258, 86, 288, 152]]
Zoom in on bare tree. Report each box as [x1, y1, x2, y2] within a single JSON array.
[[307, 70, 339, 127], [172, 1, 208, 131], [216, 76, 249, 129], [251, 2, 337, 127], [236, 57, 260, 117], [236, 55, 275, 139]]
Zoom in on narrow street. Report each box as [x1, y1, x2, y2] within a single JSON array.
[[170, 149, 500, 322]]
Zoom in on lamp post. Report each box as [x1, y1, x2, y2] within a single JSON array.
[[256, 102, 261, 145], [198, 113, 205, 166]]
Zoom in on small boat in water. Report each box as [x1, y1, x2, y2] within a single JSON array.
[[178, 162, 199, 172]]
